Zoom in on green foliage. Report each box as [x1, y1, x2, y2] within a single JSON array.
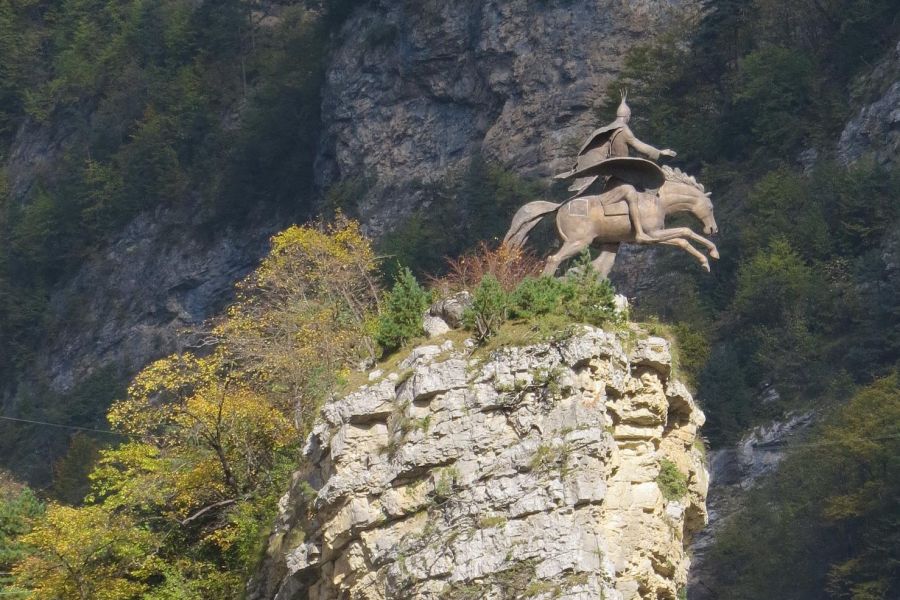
[[465, 252, 620, 342], [0, 365, 125, 484], [432, 466, 460, 500], [375, 267, 431, 353], [0, 0, 362, 413], [670, 322, 710, 389], [0, 477, 44, 593], [732, 238, 815, 327], [733, 47, 818, 155], [509, 276, 566, 319], [708, 374, 900, 599], [655, 459, 688, 501], [463, 274, 509, 343], [557, 253, 618, 327]]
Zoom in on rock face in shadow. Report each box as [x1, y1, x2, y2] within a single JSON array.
[[250, 327, 708, 600], [838, 41, 900, 168], [686, 411, 815, 599], [316, 0, 696, 238]]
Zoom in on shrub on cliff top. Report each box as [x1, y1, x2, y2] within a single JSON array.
[[464, 252, 621, 343], [431, 241, 543, 294], [557, 254, 618, 327], [509, 275, 566, 319], [375, 267, 431, 353], [463, 274, 510, 343]]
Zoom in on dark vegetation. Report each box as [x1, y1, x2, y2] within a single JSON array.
[[0, 0, 898, 597], [0, 0, 366, 392], [606, 1, 899, 598], [0, 0, 365, 482], [708, 373, 899, 599], [612, 0, 899, 442], [378, 155, 551, 278]]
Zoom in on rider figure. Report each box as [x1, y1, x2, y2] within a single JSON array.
[[555, 92, 676, 243]]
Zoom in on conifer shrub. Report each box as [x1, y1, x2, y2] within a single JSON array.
[[557, 253, 618, 326], [462, 252, 621, 342], [375, 267, 431, 353], [509, 276, 566, 319], [463, 275, 510, 342]]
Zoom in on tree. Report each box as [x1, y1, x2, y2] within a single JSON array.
[[13, 504, 158, 600], [0, 473, 43, 593], [7, 216, 382, 598], [732, 238, 815, 327], [214, 216, 380, 430], [708, 373, 900, 599], [375, 267, 431, 353]]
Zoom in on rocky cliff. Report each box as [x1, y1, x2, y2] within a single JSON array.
[[251, 327, 708, 600], [316, 0, 695, 237], [2, 0, 689, 434], [687, 411, 815, 598], [838, 40, 900, 168]]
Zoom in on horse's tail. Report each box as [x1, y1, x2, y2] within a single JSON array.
[[503, 200, 561, 249]]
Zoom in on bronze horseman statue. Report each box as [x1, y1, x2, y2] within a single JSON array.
[[504, 92, 720, 277]]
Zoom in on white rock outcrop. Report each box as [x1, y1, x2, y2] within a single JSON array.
[[250, 327, 707, 600]]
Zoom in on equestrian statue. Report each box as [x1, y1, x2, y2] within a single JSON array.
[[503, 92, 720, 277]]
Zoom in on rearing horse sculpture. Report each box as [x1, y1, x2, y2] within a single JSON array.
[[504, 165, 719, 277]]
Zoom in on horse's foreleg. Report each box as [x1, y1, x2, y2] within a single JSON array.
[[591, 243, 619, 278], [543, 239, 591, 277], [660, 238, 710, 272], [648, 227, 719, 258]]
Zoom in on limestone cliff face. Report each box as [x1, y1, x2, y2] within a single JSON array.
[[251, 327, 707, 600], [316, 0, 696, 237]]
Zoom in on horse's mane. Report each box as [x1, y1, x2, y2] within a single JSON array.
[[662, 165, 705, 192]]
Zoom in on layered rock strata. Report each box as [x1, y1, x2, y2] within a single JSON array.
[[252, 327, 708, 600]]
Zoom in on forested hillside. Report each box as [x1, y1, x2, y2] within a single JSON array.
[[0, 0, 898, 599], [0, 0, 365, 479], [604, 2, 900, 597]]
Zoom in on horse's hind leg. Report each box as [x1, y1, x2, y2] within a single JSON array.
[[591, 243, 619, 278], [542, 239, 591, 277]]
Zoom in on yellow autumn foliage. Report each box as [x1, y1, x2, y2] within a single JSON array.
[[214, 215, 380, 431], [13, 504, 159, 600], [12, 216, 383, 598]]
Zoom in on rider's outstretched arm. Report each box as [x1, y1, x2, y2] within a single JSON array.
[[621, 127, 676, 159]]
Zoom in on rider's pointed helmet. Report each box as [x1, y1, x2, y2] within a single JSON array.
[[616, 90, 631, 120]]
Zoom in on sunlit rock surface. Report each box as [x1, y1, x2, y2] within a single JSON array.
[[251, 327, 707, 600]]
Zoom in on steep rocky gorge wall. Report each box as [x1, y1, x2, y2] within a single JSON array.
[[2, 0, 689, 419], [251, 327, 708, 600], [316, 0, 696, 237]]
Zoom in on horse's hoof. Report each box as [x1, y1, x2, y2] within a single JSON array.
[[702, 262, 711, 272], [710, 248, 720, 259]]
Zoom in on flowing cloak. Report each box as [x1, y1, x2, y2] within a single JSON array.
[[569, 156, 666, 192], [555, 120, 665, 196]]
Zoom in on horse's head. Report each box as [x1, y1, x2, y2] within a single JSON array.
[[696, 190, 718, 236], [660, 167, 718, 235]]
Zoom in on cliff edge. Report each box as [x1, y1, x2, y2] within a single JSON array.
[[251, 326, 708, 600]]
